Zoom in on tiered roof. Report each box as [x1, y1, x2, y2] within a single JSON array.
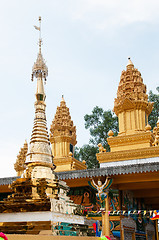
[[114, 58, 153, 115], [50, 96, 77, 145]]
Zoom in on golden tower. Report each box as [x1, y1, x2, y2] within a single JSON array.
[[97, 58, 159, 165], [25, 17, 55, 179], [1, 17, 58, 215], [114, 58, 153, 136], [108, 58, 154, 152], [50, 96, 86, 171], [24, 17, 58, 199]]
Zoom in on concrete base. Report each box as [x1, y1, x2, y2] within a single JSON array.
[[0, 211, 84, 224], [0, 211, 86, 235]]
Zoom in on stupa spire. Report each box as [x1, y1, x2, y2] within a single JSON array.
[[26, 17, 55, 179], [32, 16, 48, 101]]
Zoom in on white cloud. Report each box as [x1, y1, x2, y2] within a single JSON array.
[[69, 0, 159, 30]]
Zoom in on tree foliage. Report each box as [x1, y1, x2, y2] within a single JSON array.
[[74, 145, 99, 169], [148, 87, 159, 129], [75, 107, 118, 168], [84, 106, 118, 150]]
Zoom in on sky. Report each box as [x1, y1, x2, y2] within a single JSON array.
[[1, 0, 159, 177]]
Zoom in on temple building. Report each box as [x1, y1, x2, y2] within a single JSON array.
[[56, 58, 159, 239], [0, 19, 159, 239]]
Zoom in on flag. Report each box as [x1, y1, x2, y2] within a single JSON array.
[[93, 223, 96, 232], [93, 221, 101, 237], [151, 210, 159, 220], [34, 25, 40, 31]]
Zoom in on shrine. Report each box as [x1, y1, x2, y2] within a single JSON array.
[[0, 17, 159, 240]]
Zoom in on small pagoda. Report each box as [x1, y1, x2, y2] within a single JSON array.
[[50, 96, 86, 171]]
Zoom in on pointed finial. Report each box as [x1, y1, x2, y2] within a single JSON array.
[[127, 57, 134, 66], [38, 16, 42, 54], [32, 16, 48, 83], [61, 95, 64, 100], [34, 16, 42, 54], [126, 57, 134, 70]]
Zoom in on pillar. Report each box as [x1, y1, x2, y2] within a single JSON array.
[[102, 192, 110, 236], [156, 220, 158, 240]]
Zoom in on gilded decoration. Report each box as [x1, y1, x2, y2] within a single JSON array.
[[97, 146, 159, 163], [50, 97, 86, 171], [112, 58, 153, 139], [114, 58, 153, 116], [50, 96, 77, 146], [152, 117, 159, 146], [53, 157, 86, 172], [98, 114, 159, 164], [14, 141, 28, 176], [98, 143, 106, 153], [101, 58, 157, 156]]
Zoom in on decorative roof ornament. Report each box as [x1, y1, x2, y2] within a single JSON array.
[[31, 16, 48, 83], [108, 130, 114, 138], [152, 117, 159, 146], [126, 57, 134, 68], [98, 143, 106, 153], [145, 124, 152, 132]]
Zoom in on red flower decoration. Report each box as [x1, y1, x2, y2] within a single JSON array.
[[0, 232, 8, 240]]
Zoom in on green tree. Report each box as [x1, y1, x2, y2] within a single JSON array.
[[84, 106, 118, 150], [74, 107, 118, 168], [148, 87, 159, 129], [74, 145, 99, 169]]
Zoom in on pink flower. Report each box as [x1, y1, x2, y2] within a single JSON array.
[[0, 232, 8, 240]]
